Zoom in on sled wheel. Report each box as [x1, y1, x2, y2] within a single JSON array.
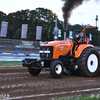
[[77, 47, 100, 77], [28, 67, 41, 76], [50, 60, 64, 78]]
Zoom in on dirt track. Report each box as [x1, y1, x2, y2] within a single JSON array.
[[0, 65, 100, 100]]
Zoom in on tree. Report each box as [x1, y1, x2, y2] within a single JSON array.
[[0, 8, 99, 45], [0, 11, 7, 28]]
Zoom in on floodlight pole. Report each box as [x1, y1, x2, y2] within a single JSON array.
[[95, 15, 98, 27], [54, 15, 58, 41]]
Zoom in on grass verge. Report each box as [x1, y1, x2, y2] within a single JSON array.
[[53, 95, 100, 100], [0, 62, 22, 66]]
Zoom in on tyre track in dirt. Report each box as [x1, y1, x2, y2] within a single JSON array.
[[0, 65, 100, 100]]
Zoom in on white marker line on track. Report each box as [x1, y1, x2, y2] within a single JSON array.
[[1, 88, 100, 100], [0, 66, 21, 68], [0, 72, 28, 76]]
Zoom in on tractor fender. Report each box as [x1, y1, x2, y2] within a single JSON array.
[[75, 44, 94, 58]]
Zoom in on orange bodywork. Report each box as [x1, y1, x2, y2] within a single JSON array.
[[82, 27, 96, 32], [41, 27, 96, 59], [41, 39, 74, 59], [41, 39, 94, 59], [81, 27, 96, 37], [75, 44, 94, 58]]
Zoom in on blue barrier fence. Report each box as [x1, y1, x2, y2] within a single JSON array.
[[0, 46, 39, 56]]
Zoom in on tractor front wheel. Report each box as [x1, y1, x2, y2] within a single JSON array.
[[28, 67, 41, 76], [77, 48, 100, 77], [50, 60, 64, 78]]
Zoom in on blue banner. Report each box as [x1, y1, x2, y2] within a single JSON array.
[[58, 29, 61, 37], [1, 21, 8, 37], [69, 31, 73, 38], [36, 26, 42, 40], [21, 24, 28, 39]]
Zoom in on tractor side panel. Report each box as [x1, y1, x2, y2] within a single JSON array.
[[53, 41, 74, 59], [75, 44, 94, 58]]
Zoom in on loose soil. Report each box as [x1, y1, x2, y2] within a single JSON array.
[[0, 65, 100, 100]]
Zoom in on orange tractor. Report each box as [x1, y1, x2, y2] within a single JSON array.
[[22, 27, 100, 78]]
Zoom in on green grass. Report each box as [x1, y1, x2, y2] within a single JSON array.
[[0, 62, 22, 66], [53, 95, 100, 100]]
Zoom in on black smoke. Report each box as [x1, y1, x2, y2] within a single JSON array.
[[62, 0, 98, 31]]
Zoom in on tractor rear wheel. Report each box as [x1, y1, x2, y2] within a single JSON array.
[[77, 47, 100, 77], [50, 60, 64, 78], [28, 67, 41, 76]]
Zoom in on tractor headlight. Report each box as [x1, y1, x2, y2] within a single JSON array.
[[44, 51, 50, 53]]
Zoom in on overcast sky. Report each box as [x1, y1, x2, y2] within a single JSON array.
[[0, 0, 100, 29]]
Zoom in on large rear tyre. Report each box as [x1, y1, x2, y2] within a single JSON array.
[[28, 67, 41, 76], [50, 60, 64, 78], [77, 48, 100, 77]]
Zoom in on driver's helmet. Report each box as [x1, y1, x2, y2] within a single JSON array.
[[74, 30, 81, 40], [75, 33, 81, 40]]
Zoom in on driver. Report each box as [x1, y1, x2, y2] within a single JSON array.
[[75, 33, 81, 40]]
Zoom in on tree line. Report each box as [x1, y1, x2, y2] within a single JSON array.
[[0, 7, 100, 46]]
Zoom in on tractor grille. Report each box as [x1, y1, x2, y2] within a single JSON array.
[[40, 46, 53, 58]]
